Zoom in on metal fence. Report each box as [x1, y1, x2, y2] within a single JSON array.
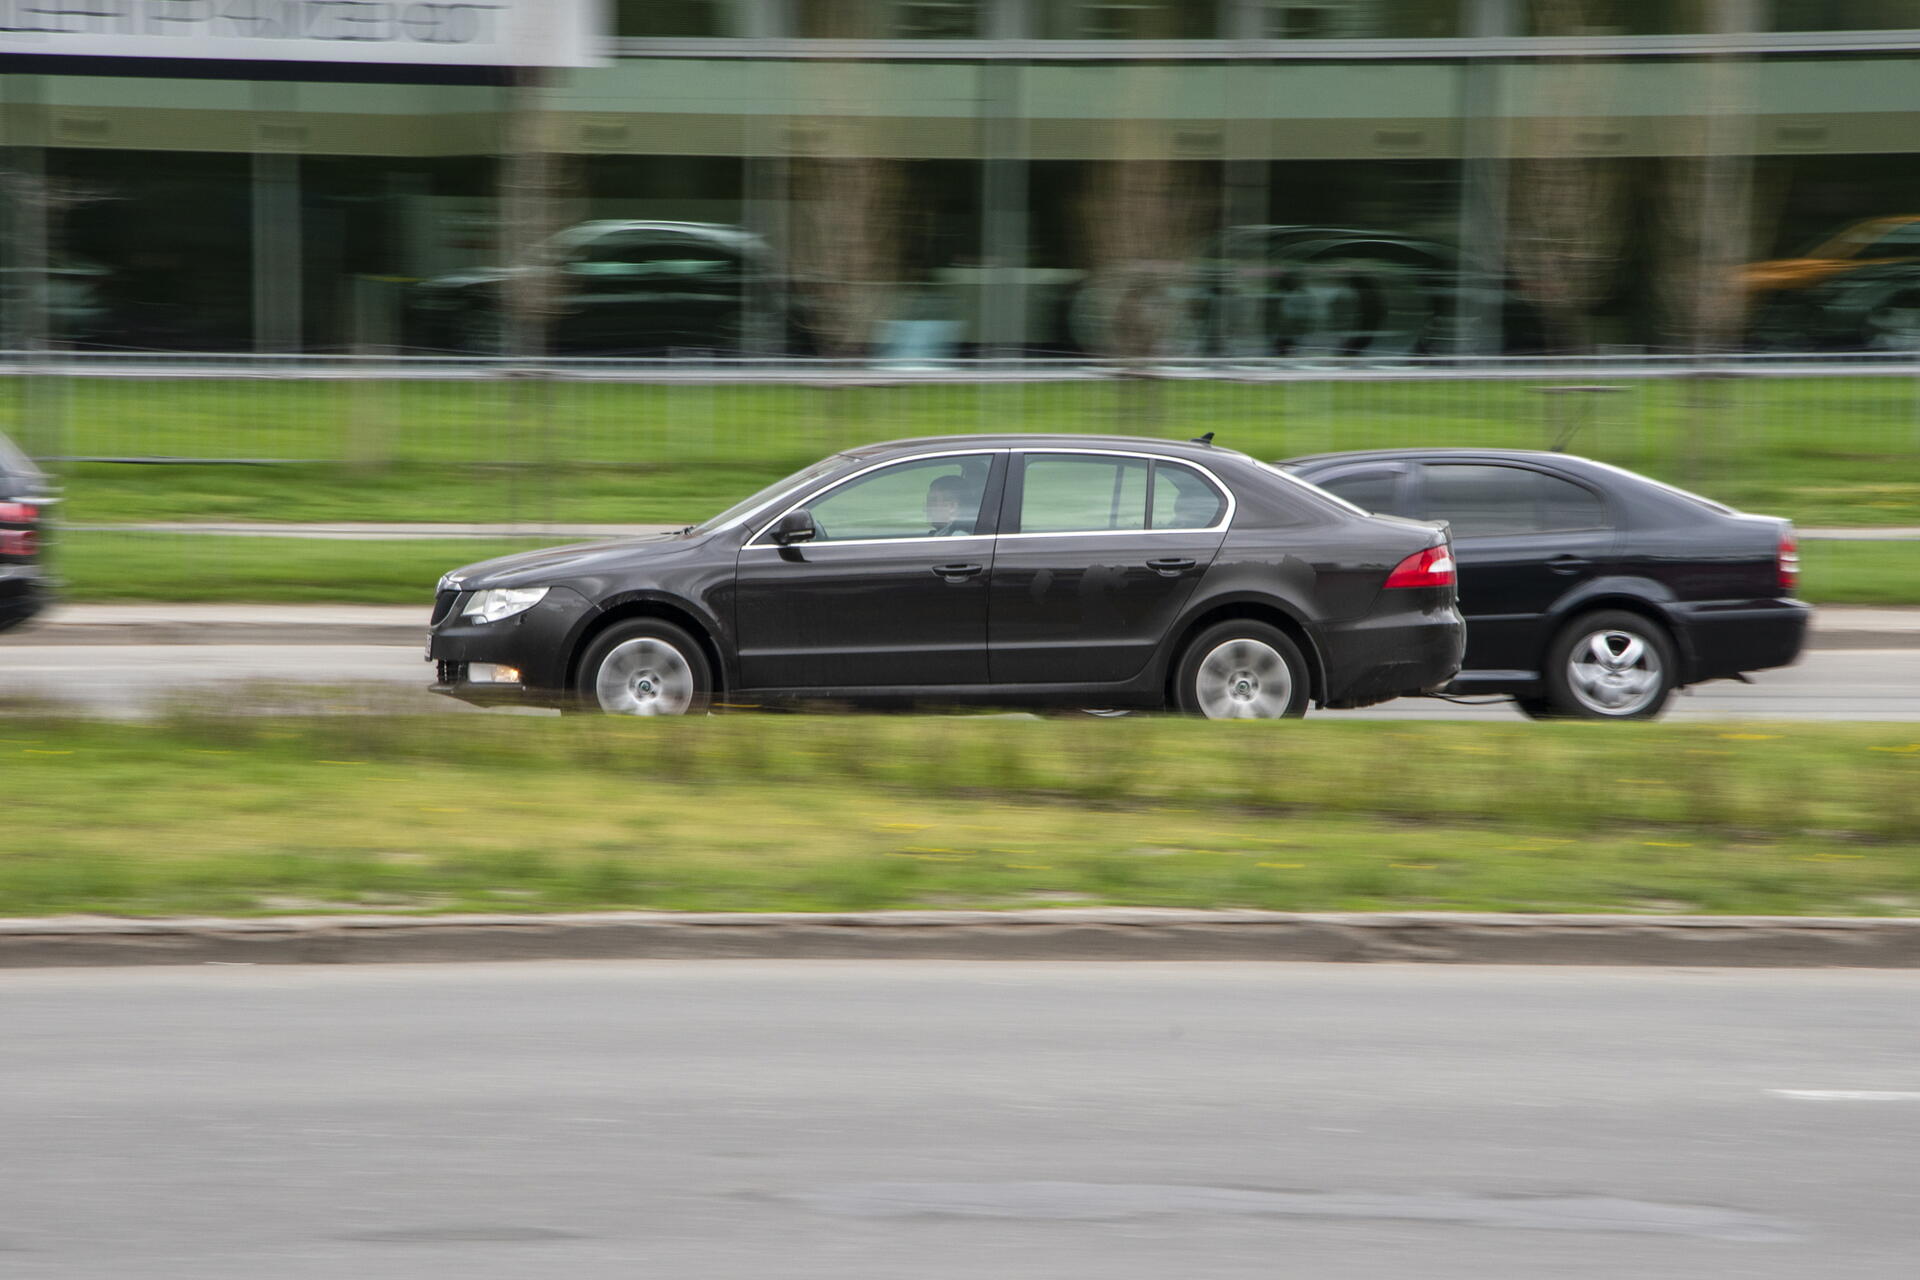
[[7, 351, 1920, 531]]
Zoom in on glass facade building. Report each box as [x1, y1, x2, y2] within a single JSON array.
[[5, 1, 1920, 357]]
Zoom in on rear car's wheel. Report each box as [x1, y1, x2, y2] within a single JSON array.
[[576, 619, 712, 717], [1174, 620, 1310, 720], [1541, 610, 1676, 720]]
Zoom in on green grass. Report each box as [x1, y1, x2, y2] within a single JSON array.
[[16, 375, 1920, 529], [1794, 540, 1920, 606], [1, 711, 1917, 918], [42, 528, 1920, 605], [48, 531, 567, 603]]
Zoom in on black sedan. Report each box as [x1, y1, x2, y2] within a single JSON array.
[[1280, 449, 1809, 719], [0, 430, 51, 635], [428, 435, 1465, 718]]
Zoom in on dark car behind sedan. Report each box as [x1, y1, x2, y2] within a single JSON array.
[[429, 435, 1465, 718], [1280, 449, 1809, 718], [0, 431, 52, 635]]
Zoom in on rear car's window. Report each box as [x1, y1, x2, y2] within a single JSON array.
[[1315, 469, 1406, 517], [0, 432, 36, 479], [1423, 464, 1607, 536], [1019, 454, 1149, 533]]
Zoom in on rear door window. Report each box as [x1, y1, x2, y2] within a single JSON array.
[[1017, 454, 1150, 533], [1422, 464, 1607, 536]]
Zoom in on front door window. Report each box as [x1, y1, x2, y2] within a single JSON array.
[[800, 455, 995, 542]]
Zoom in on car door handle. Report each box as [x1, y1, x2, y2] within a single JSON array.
[[931, 562, 985, 582], [1146, 558, 1197, 576], [1547, 555, 1591, 575]]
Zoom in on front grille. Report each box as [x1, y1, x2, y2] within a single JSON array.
[[436, 659, 468, 685], [430, 589, 459, 627]]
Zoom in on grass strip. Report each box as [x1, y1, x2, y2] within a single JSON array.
[[24, 374, 1920, 529], [2, 711, 1916, 918], [43, 529, 1919, 605]]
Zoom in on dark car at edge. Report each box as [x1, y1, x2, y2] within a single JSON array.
[[428, 435, 1464, 719], [0, 431, 52, 635], [1279, 448, 1809, 719]]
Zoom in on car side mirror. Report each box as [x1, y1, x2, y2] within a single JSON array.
[[771, 510, 817, 546]]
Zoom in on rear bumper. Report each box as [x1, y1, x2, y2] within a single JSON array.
[[0, 565, 48, 634], [1671, 597, 1811, 683], [1319, 595, 1466, 709]]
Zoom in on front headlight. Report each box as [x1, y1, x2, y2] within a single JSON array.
[[461, 586, 549, 624]]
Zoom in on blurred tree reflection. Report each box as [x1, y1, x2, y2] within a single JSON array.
[[1511, 1, 1627, 353], [788, 1, 907, 361]]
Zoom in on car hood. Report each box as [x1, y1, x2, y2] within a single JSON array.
[[441, 531, 705, 590]]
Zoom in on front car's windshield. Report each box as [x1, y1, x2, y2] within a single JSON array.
[[691, 454, 851, 535]]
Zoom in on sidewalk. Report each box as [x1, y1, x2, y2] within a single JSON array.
[[7, 603, 1917, 649], [59, 522, 1920, 541]]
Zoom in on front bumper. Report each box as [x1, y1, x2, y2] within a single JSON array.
[[1319, 592, 1466, 709], [426, 584, 596, 706]]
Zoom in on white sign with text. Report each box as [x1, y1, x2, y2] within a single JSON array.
[[0, 1, 606, 67]]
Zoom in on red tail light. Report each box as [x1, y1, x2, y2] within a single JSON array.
[[1777, 530, 1799, 592], [0, 503, 38, 559], [1384, 544, 1456, 589]]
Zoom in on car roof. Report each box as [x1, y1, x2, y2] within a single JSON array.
[[1281, 447, 1600, 469], [849, 434, 1248, 465]]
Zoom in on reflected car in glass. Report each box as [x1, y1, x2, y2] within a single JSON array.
[[428, 435, 1465, 718], [1743, 216, 1920, 351], [409, 221, 778, 355], [1279, 449, 1809, 719]]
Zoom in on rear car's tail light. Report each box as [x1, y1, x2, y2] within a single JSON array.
[[0, 502, 36, 523], [1777, 529, 1799, 592], [1384, 544, 1456, 589]]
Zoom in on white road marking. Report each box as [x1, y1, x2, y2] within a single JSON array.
[[1769, 1089, 1920, 1101]]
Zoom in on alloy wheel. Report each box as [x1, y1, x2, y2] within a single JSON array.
[[1193, 638, 1295, 719], [594, 637, 697, 716], [1566, 628, 1664, 716]]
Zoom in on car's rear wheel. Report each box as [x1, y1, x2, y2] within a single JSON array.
[[1541, 610, 1676, 720], [1174, 620, 1310, 720], [577, 620, 713, 717]]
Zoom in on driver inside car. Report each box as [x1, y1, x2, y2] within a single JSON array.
[[924, 474, 975, 536]]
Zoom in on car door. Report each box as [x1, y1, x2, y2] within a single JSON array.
[[1414, 462, 1616, 674], [987, 451, 1230, 685], [733, 451, 1004, 690]]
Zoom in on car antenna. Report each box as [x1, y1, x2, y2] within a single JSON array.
[[1189, 431, 1215, 446]]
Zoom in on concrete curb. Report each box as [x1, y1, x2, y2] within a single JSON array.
[[5, 910, 1918, 969], [7, 622, 426, 646]]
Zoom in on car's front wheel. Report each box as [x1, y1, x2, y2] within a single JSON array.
[[1540, 609, 1676, 720], [1174, 620, 1310, 720], [576, 619, 713, 716]]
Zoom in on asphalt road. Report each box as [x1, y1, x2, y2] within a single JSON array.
[[3, 642, 1920, 718], [1, 962, 1915, 1279]]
